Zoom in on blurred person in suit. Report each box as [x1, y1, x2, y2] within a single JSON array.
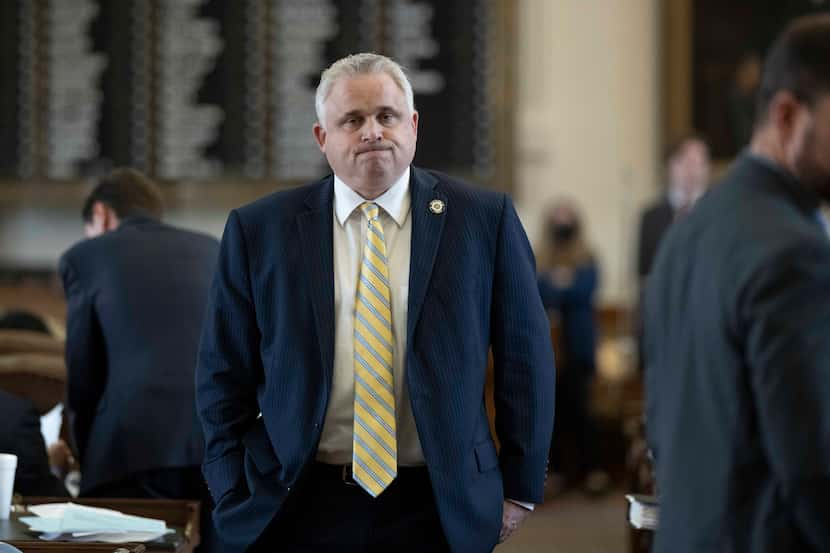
[[644, 15, 830, 552], [196, 53, 555, 552], [0, 389, 69, 497], [636, 134, 711, 281], [635, 134, 711, 375], [59, 168, 220, 550], [536, 200, 607, 496]]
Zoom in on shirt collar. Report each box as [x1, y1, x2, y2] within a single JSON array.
[[334, 167, 411, 228]]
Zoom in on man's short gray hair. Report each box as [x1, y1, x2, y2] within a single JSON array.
[[315, 53, 415, 127]]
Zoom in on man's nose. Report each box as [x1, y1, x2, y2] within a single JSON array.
[[361, 119, 383, 141]]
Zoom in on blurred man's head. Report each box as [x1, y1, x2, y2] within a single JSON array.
[[81, 168, 164, 238], [752, 14, 830, 201], [665, 134, 711, 210]]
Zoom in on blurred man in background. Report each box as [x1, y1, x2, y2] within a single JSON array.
[[60, 168, 220, 550], [636, 134, 711, 280], [645, 14, 830, 552]]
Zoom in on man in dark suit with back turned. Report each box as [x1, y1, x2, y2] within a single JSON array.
[[196, 53, 555, 552], [644, 15, 830, 553], [59, 169, 220, 549]]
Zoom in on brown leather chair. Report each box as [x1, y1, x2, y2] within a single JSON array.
[[0, 330, 64, 356], [0, 352, 66, 416]]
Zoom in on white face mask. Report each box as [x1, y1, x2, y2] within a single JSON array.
[[668, 184, 704, 211]]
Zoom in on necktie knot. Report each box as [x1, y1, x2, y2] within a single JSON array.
[[360, 202, 380, 222]]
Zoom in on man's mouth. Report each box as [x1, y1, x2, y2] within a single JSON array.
[[357, 145, 391, 155]]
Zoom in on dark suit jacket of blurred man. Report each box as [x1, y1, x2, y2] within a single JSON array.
[[636, 199, 674, 279], [59, 216, 219, 495], [197, 168, 556, 552], [644, 154, 830, 552], [0, 389, 69, 497]]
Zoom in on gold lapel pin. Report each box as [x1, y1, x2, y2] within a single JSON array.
[[429, 199, 445, 214]]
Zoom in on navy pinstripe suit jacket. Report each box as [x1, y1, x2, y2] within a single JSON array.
[[196, 167, 555, 552]]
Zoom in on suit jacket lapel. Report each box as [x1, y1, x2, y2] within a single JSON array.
[[407, 167, 446, 343], [297, 177, 335, 392]]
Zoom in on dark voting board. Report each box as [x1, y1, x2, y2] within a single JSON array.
[[0, 0, 513, 190]]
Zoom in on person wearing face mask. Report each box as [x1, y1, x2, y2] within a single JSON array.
[[536, 200, 607, 496]]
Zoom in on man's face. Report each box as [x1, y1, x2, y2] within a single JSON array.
[[791, 95, 830, 202], [313, 72, 418, 199], [669, 139, 711, 202]]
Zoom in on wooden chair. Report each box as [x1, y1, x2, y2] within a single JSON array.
[[0, 330, 64, 356]]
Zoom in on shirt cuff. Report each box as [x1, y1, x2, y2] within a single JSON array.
[[506, 498, 535, 511]]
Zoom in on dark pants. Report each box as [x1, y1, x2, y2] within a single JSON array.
[[82, 466, 223, 553], [550, 365, 598, 479], [250, 462, 450, 553]]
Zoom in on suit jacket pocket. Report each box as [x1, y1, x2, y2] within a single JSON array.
[[474, 439, 499, 473], [203, 450, 243, 505], [242, 418, 281, 475]]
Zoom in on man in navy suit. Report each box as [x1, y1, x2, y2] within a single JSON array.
[[60, 169, 221, 550], [197, 53, 555, 552]]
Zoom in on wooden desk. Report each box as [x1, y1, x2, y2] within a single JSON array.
[[1, 497, 200, 553]]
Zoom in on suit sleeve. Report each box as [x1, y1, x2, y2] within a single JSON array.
[[637, 210, 654, 279], [741, 236, 830, 550], [490, 195, 556, 504], [196, 209, 263, 504], [59, 255, 106, 461], [11, 404, 69, 497]]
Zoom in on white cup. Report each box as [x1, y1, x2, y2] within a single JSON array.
[[0, 453, 18, 519]]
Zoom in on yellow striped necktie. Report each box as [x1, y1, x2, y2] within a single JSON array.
[[353, 201, 397, 496]]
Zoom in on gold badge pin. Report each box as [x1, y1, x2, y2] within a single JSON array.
[[429, 199, 445, 214]]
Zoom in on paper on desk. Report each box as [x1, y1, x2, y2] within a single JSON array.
[[28, 503, 123, 519], [39, 530, 173, 543], [21, 502, 168, 539]]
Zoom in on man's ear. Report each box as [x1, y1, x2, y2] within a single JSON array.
[[769, 90, 802, 140], [411, 110, 419, 135], [94, 202, 119, 232], [313, 122, 327, 153]]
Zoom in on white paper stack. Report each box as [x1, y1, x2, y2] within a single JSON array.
[[625, 494, 659, 530], [20, 503, 172, 543]]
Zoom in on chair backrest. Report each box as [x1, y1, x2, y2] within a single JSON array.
[[0, 353, 66, 415], [0, 330, 64, 356]]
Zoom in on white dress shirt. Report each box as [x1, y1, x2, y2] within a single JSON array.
[[315, 167, 426, 466]]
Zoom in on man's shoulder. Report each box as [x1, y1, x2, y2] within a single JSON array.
[[641, 199, 671, 221], [655, 156, 828, 287], [416, 168, 505, 212], [59, 234, 100, 272], [161, 224, 220, 249], [0, 390, 34, 428], [235, 176, 332, 222]]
